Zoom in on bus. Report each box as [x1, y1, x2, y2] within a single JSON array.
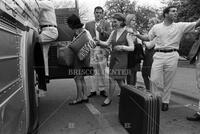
[[0, 0, 79, 134]]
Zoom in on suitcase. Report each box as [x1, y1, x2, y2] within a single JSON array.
[[119, 85, 160, 134]]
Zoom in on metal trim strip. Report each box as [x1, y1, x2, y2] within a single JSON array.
[[0, 78, 21, 93], [0, 86, 22, 108], [0, 55, 19, 61]]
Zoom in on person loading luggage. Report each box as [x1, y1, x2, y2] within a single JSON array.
[[37, 0, 58, 97]]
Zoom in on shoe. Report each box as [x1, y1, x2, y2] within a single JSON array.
[[101, 99, 112, 107], [88, 91, 97, 98], [100, 91, 107, 98], [69, 99, 83, 105], [187, 113, 200, 121], [161, 103, 169, 111], [38, 90, 47, 97], [82, 98, 89, 103]]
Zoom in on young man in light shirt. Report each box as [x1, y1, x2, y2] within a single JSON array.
[[37, 0, 58, 97], [136, 5, 200, 111], [85, 6, 111, 98]]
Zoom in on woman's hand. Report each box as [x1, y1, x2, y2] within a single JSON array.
[[113, 45, 124, 51]]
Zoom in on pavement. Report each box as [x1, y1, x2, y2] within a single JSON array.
[[38, 60, 200, 134], [137, 59, 200, 102]]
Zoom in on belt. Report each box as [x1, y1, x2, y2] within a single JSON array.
[[155, 49, 178, 53], [40, 25, 57, 28]]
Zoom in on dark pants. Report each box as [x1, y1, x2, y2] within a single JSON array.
[[34, 43, 47, 91], [141, 48, 154, 91], [127, 64, 140, 86]]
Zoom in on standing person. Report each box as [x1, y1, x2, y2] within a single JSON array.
[[186, 41, 200, 121], [37, 0, 58, 96], [96, 13, 135, 106], [85, 6, 111, 98], [142, 17, 160, 91], [67, 14, 94, 105], [135, 5, 200, 111], [125, 14, 144, 87]]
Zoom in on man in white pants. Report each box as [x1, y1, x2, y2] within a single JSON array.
[[85, 6, 111, 97], [136, 5, 200, 111], [37, 0, 58, 96]]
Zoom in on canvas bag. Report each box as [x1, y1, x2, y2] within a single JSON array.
[[69, 30, 89, 53]]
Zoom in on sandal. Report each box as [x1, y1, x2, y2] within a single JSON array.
[[69, 99, 83, 105]]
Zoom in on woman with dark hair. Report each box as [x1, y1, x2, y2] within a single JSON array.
[[96, 13, 135, 106], [67, 14, 94, 105]]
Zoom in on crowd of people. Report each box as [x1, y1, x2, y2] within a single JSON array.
[[36, 0, 200, 121]]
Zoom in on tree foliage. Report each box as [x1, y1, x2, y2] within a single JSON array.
[[104, 0, 159, 33], [105, 0, 136, 16], [163, 0, 200, 22], [135, 6, 158, 33]]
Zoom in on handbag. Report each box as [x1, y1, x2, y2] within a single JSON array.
[[57, 41, 75, 66]]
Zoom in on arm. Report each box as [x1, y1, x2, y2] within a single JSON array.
[[123, 33, 135, 51], [97, 21, 111, 39], [97, 31, 114, 48], [135, 33, 150, 41], [145, 40, 155, 49]]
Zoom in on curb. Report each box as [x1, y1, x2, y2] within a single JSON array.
[[137, 80, 199, 102]]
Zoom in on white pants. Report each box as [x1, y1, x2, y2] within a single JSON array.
[[89, 58, 107, 93], [39, 27, 58, 76], [150, 51, 179, 104]]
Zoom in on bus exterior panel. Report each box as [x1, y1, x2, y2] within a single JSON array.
[[0, 0, 40, 134]]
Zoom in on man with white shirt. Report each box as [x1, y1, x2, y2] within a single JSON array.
[[136, 5, 200, 111], [85, 6, 111, 98], [37, 0, 58, 96]]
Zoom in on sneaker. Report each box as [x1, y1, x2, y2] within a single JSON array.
[[187, 112, 200, 121], [38, 90, 47, 97]]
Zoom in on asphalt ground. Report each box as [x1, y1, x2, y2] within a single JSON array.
[[37, 77, 200, 134]]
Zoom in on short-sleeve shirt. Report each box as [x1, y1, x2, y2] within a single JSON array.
[[148, 22, 196, 49], [38, 0, 57, 26]]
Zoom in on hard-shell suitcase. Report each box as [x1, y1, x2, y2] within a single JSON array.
[[119, 85, 160, 134]]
